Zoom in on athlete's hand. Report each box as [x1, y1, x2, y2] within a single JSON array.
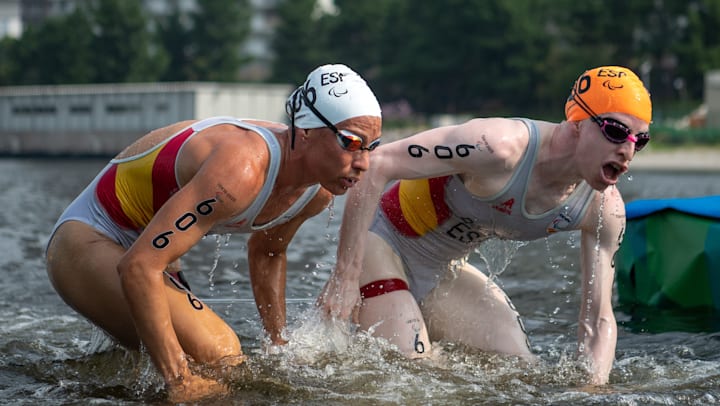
[[166, 372, 228, 404], [317, 272, 361, 323]]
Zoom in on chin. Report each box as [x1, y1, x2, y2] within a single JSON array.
[[587, 177, 613, 192], [322, 182, 350, 196], [585, 176, 612, 193]]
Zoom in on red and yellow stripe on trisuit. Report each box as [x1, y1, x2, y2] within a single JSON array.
[[95, 127, 195, 230], [380, 176, 452, 237]]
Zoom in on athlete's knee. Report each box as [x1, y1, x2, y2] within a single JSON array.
[[191, 324, 243, 364], [214, 328, 243, 360]]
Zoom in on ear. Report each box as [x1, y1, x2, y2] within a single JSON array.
[[289, 127, 310, 150], [571, 120, 581, 137], [299, 128, 311, 141]]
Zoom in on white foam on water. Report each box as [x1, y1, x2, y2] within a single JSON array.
[[272, 308, 356, 364]]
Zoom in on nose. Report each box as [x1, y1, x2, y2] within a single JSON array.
[[352, 150, 371, 171], [619, 140, 635, 161]]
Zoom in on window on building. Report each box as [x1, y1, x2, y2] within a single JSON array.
[[105, 104, 142, 114], [70, 105, 92, 114], [12, 105, 57, 115]]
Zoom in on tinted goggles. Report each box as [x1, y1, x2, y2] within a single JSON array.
[[569, 88, 650, 152], [591, 116, 650, 151], [334, 130, 381, 151], [301, 89, 380, 152]]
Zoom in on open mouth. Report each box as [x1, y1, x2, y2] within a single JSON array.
[[341, 177, 357, 189], [602, 162, 623, 182]]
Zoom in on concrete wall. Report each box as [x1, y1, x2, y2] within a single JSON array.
[[706, 70, 720, 128], [194, 83, 292, 123], [0, 82, 292, 156]]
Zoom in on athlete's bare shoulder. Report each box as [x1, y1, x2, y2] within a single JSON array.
[[453, 117, 530, 168], [116, 120, 198, 159], [241, 119, 288, 133]]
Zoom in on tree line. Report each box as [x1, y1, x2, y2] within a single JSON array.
[[1, 0, 718, 120]]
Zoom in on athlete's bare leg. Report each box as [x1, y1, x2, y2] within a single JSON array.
[[421, 261, 534, 360], [357, 232, 432, 357], [46, 220, 243, 364]]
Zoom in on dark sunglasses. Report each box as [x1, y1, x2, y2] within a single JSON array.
[[591, 116, 650, 152], [300, 89, 381, 152], [569, 88, 650, 152]]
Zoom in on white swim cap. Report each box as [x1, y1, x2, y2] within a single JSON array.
[[286, 64, 382, 129]]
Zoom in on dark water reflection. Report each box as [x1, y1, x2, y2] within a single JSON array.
[[1, 158, 720, 405]]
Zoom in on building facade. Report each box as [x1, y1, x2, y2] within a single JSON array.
[[0, 0, 22, 38], [0, 82, 292, 155]]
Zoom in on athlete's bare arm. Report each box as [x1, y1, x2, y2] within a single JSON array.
[[117, 140, 266, 387], [319, 118, 529, 320], [577, 186, 624, 384], [249, 188, 333, 344]]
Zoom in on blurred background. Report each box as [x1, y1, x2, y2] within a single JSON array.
[[0, 0, 718, 151], [1, 2, 720, 403]]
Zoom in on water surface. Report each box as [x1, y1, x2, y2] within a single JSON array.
[[1, 158, 719, 405]]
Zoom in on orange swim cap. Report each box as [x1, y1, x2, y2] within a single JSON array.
[[564, 66, 652, 124]]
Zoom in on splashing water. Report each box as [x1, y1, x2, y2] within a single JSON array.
[[474, 239, 528, 284], [545, 236, 576, 324], [206, 234, 232, 291], [277, 308, 356, 364], [326, 196, 337, 227]]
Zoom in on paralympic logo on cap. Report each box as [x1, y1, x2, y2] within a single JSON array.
[[321, 71, 352, 98], [602, 80, 624, 90], [329, 87, 348, 97], [598, 67, 627, 91]]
